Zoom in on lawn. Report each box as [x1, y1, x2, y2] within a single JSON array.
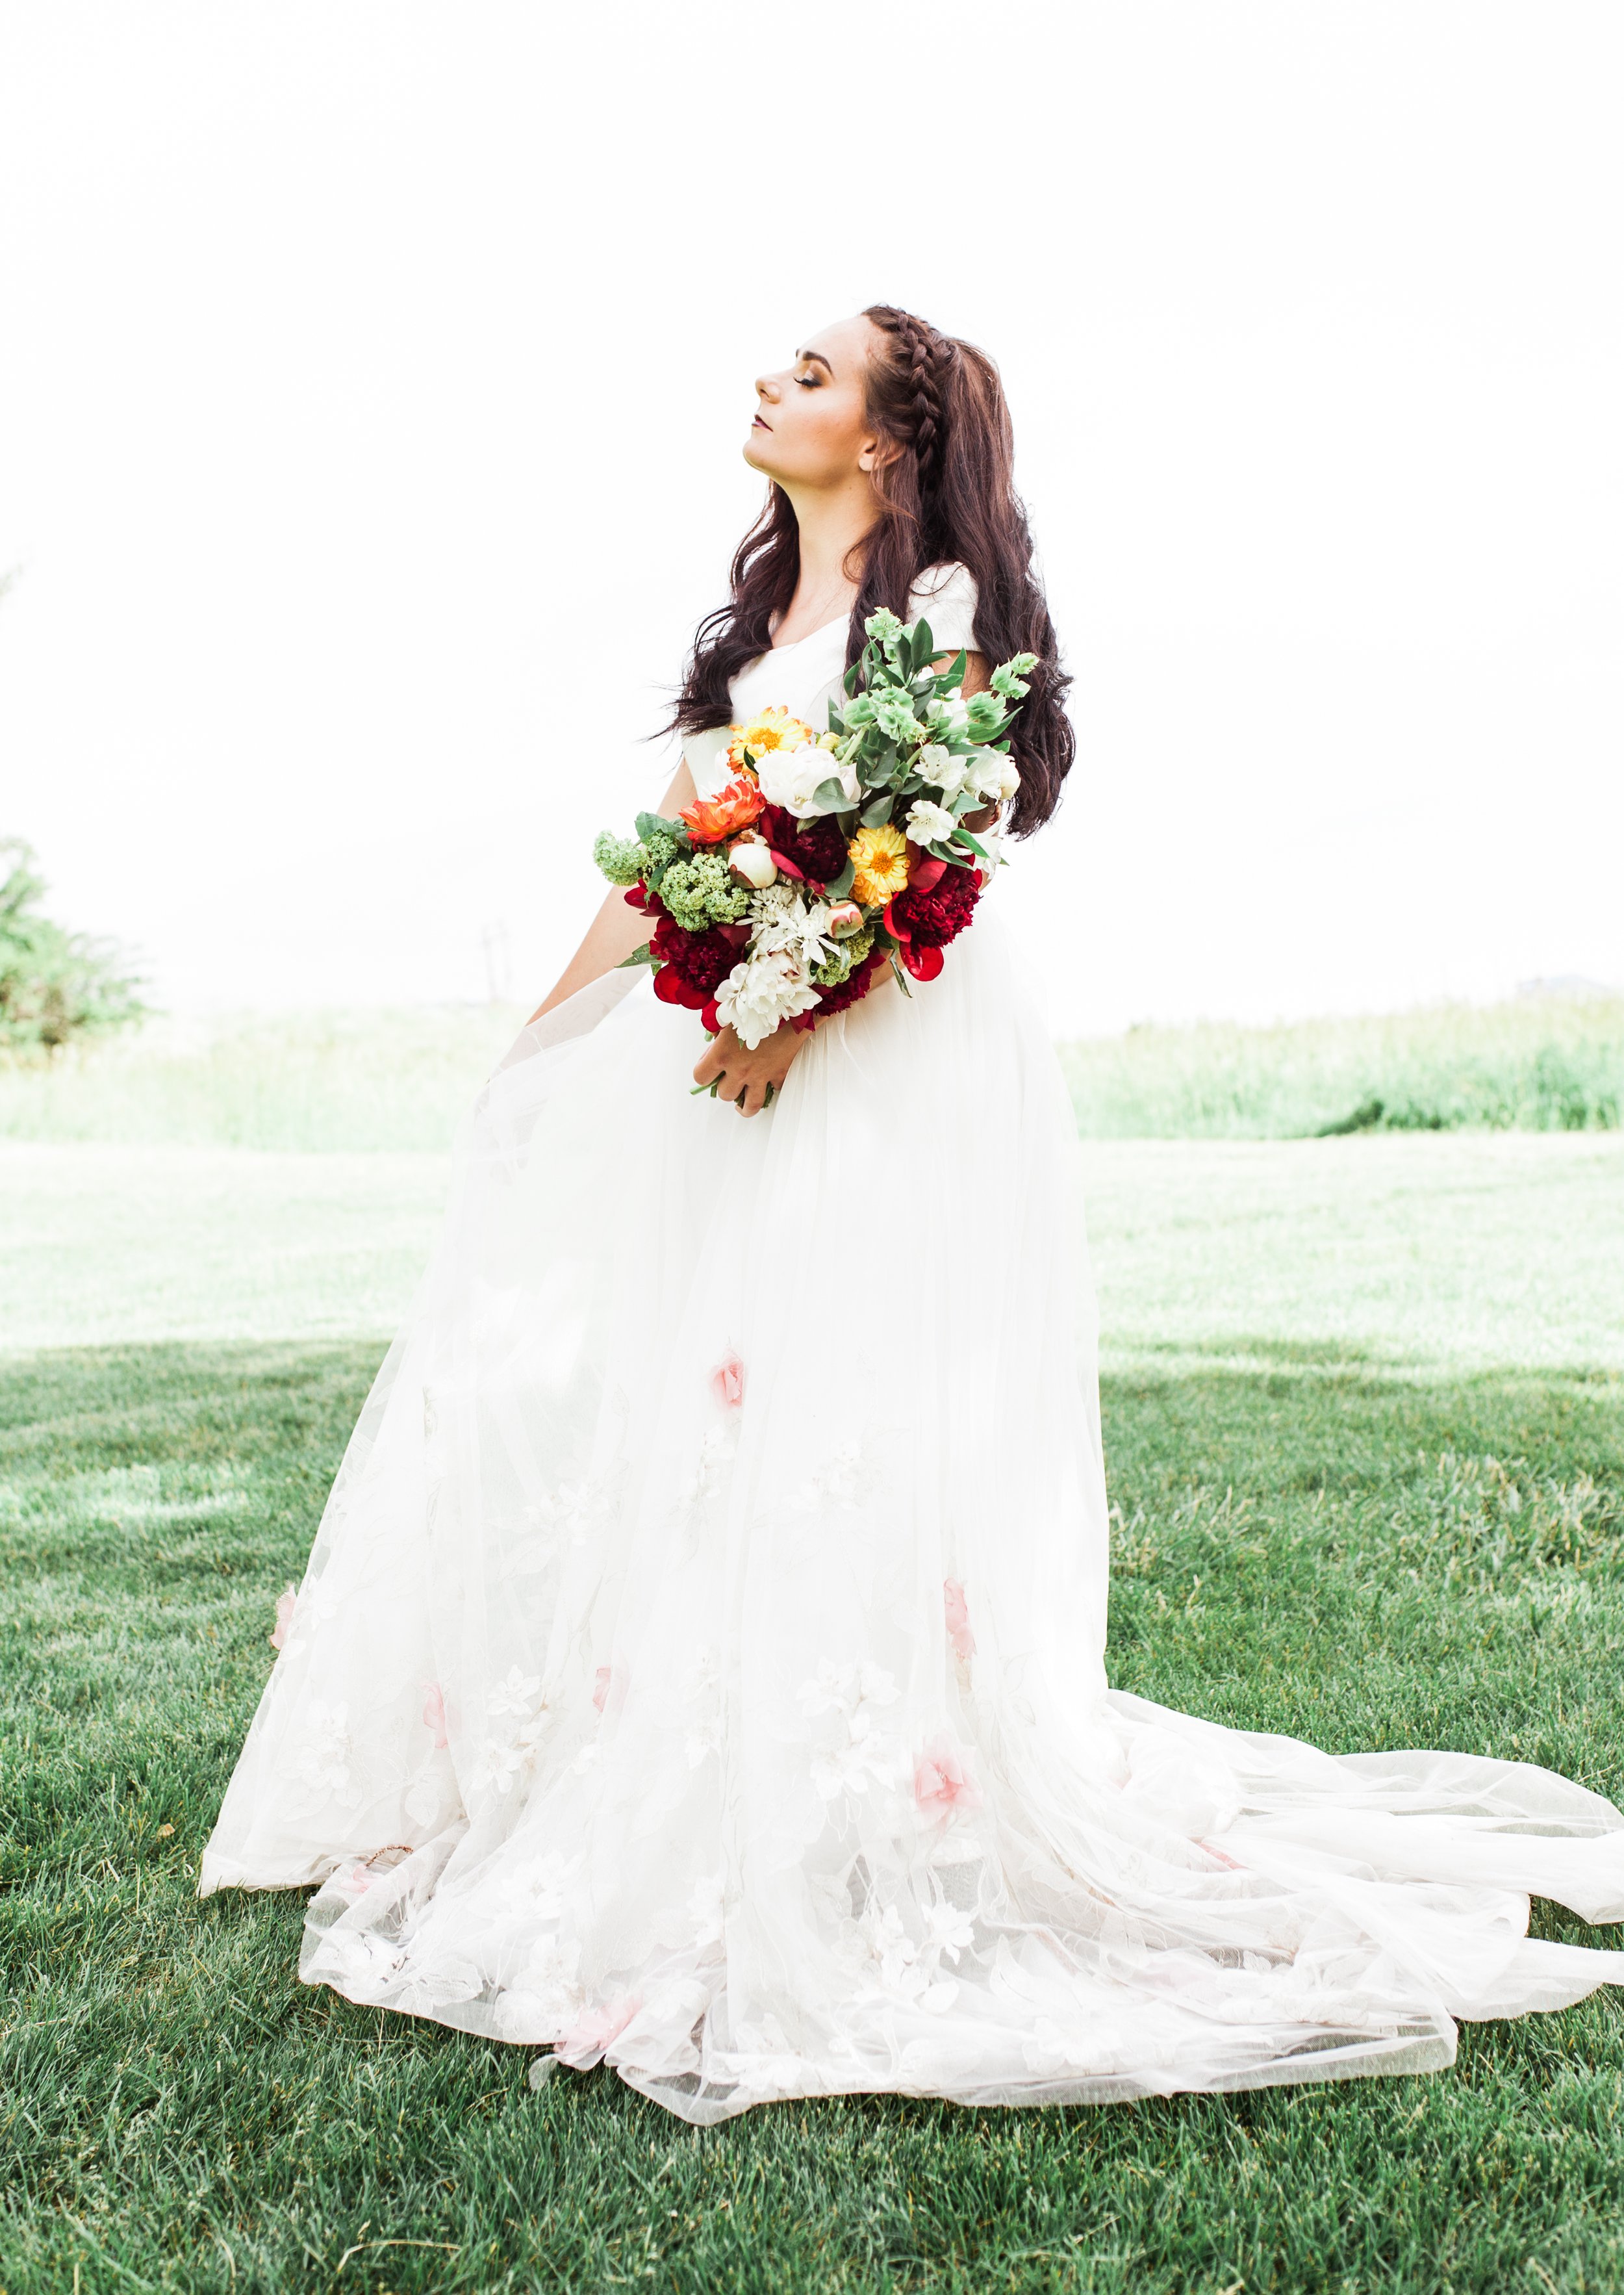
[[3, 1113, 1624, 2289]]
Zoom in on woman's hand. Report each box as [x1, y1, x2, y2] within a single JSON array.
[[693, 1021, 808, 1116]]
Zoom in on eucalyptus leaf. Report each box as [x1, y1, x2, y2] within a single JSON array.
[[823, 856, 856, 899], [615, 943, 657, 969], [811, 776, 850, 811], [860, 793, 894, 828]]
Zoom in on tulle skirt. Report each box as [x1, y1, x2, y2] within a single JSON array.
[[201, 913, 1624, 2122]]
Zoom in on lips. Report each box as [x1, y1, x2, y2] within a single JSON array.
[[753, 415, 771, 431]]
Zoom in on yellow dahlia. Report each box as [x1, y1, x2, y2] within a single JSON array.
[[848, 821, 910, 906], [726, 706, 818, 771]]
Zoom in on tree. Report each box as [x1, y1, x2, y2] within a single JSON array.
[[0, 838, 146, 1053]]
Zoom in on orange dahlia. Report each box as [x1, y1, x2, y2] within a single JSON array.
[[680, 773, 767, 844], [848, 821, 910, 906]]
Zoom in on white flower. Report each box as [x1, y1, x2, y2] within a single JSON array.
[[487, 1665, 542, 1718], [924, 1900, 975, 1963], [750, 888, 837, 968], [796, 1657, 898, 1719], [472, 1736, 524, 1794], [727, 838, 778, 890], [967, 748, 1020, 803], [917, 743, 969, 797], [809, 1710, 906, 1799], [755, 741, 860, 819], [905, 799, 956, 847], [715, 947, 820, 1051], [294, 1701, 359, 1806]]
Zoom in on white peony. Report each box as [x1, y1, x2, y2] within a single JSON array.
[[727, 837, 778, 890], [755, 741, 861, 819], [905, 799, 957, 847], [715, 947, 820, 1049]]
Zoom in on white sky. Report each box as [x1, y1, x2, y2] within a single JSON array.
[[1, 0, 1619, 1036]]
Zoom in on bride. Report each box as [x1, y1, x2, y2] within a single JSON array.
[[203, 305, 1624, 2123]]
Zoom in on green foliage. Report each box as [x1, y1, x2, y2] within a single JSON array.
[[0, 838, 145, 1055], [1060, 994, 1624, 1138], [3, 1337, 1623, 2290]]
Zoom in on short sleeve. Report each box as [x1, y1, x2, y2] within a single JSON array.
[[906, 561, 978, 654]]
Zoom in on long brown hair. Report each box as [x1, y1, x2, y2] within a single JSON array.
[[668, 306, 1074, 836]]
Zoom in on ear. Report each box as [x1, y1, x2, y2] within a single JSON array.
[[858, 431, 903, 475]]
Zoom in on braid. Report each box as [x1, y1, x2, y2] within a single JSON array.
[[870, 305, 956, 489]]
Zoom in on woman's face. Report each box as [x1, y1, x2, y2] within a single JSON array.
[[744, 315, 885, 491]]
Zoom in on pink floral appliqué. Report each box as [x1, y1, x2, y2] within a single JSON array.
[[270, 1584, 298, 1650], [915, 1739, 982, 1821], [943, 1579, 977, 1661], [709, 1352, 745, 1410], [592, 1666, 613, 1715], [557, 1992, 642, 2068], [422, 1682, 450, 1750]]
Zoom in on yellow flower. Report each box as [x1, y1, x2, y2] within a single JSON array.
[[848, 821, 910, 906], [726, 706, 818, 771]]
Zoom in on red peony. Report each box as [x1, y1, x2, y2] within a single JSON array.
[[650, 915, 738, 1008], [809, 943, 887, 1021], [763, 806, 850, 888], [889, 864, 980, 950]]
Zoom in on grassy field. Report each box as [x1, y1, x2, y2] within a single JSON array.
[[5, 1326, 1624, 2292], [1058, 993, 1624, 1139], [3, 1015, 1624, 2291], [3, 992, 1620, 1153]]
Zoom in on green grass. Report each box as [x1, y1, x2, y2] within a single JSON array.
[[0, 1007, 526, 1155], [1058, 993, 1624, 1139], [4, 992, 1621, 1159], [5, 1335, 1624, 2293]]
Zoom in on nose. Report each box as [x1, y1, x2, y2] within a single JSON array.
[[755, 371, 781, 404]]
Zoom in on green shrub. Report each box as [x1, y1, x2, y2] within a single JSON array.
[[0, 839, 146, 1055]]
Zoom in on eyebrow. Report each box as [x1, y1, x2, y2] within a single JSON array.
[[795, 349, 834, 375]]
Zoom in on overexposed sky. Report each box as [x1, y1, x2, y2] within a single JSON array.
[[1, 0, 1619, 1034]]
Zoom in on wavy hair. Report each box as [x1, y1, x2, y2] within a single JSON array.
[[667, 306, 1074, 836]]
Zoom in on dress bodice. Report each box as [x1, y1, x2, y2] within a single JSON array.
[[683, 561, 979, 798]]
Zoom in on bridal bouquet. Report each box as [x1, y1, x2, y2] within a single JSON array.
[[592, 610, 1037, 1053]]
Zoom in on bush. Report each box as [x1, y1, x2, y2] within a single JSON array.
[[0, 839, 146, 1055]]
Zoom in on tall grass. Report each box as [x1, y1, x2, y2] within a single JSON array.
[[2, 992, 1621, 1151], [1058, 992, 1624, 1138], [0, 1005, 525, 1153]]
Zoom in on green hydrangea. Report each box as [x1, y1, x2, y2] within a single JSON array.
[[593, 830, 646, 888], [658, 851, 751, 934], [811, 923, 874, 987], [639, 821, 685, 880]]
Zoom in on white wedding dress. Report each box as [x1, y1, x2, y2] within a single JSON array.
[[203, 564, 1624, 2123]]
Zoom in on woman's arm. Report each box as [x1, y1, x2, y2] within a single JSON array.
[[527, 761, 698, 1022]]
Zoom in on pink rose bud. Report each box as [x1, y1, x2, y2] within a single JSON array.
[[728, 836, 778, 890], [826, 901, 864, 938]]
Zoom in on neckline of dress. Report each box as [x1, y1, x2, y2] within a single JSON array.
[[763, 611, 848, 656]]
